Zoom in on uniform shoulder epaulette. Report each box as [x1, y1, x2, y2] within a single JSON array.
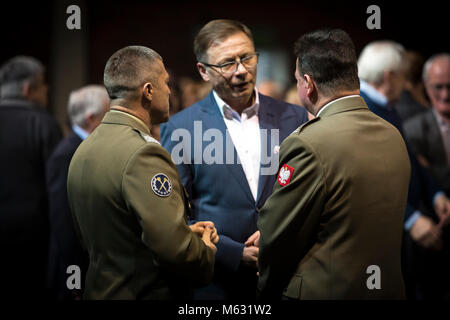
[[133, 129, 160, 145], [290, 117, 320, 136]]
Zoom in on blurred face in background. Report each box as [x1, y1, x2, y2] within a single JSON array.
[[26, 72, 48, 108], [425, 57, 450, 119], [198, 32, 257, 108], [385, 69, 406, 103]]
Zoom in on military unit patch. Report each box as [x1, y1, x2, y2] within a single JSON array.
[[151, 173, 172, 197], [277, 164, 294, 186]]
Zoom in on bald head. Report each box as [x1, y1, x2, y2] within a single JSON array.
[[423, 53, 450, 119], [423, 54, 450, 84], [103, 46, 163, 101]]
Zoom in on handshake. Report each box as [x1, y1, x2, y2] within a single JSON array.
[[190, 221, 219, 254], [189, 223, 261, 270]]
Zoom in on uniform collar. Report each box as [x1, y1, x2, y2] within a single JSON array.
[[316, 95, 361, 117], [317, 95, 369, 118], [102, 109, 150, 134]]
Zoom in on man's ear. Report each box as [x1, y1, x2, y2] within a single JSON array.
[[22, 81, 31, 98], [304, 74, 315, 97], [197, 62, 210, 82], [383, 70, 394, 84], [143, 82, 153, 102]]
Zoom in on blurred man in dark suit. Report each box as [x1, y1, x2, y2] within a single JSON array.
[[358, 42, 450, 299], [0, 56, 62, 299], [46, 85, 109, 300], [404, 54, 450, 196]]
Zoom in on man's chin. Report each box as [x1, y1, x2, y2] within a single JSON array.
[[151, 111, 170, 125], [232, 86, 254, 99]]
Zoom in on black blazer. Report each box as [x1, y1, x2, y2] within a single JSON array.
[[0, 98, 62, 297], [404, 110, 450, 194], [46, 131, 88, 299]]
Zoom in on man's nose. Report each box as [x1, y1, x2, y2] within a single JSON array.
[[442, 87, 450, 101], [234, 61, 248, 76]]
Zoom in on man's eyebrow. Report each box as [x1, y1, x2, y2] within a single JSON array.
[[217, 53, 252, 65]]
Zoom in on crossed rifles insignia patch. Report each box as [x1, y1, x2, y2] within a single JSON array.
[[151, 173, 172, 197]]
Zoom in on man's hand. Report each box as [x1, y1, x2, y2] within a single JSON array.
[[189, 221, 219, 244], [410, 215, 443, 250], [242, 245, 259, 268], [201, 227, 217, 254], [416, 154, 430, 167], [434, 194, 450, 228], [244, 230, 260, 247]]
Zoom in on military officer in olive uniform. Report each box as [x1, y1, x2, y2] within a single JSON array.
[[67, 46, 218, 300], [257, 30, 411, 300]]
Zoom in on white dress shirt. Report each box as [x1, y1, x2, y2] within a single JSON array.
[[213, 90, 261, 201]]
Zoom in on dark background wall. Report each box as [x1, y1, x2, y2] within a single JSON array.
[[1, 0, 448, 131]]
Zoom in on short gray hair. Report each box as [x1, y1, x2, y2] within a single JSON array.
[[422, 53, 450, 84], [103, 46, 162, 100], [68, 85, 109, 127], [0, 56, 44, 98], [358, 41, 406, 85]]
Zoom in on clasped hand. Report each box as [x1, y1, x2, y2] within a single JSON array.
[[190, 221, 219, 253]]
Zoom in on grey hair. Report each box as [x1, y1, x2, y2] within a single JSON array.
[[0, 56, 44, 98], [422, 53, 450, 84], [68, 85, 109, 127], [357, 41, 406, 85]]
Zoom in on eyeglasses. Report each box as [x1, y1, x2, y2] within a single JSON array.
[[428, 83, 450, 91], [200, 53, 259, 76]]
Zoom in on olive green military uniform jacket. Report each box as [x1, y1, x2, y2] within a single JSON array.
[[67, 110, 215, 300], [257, 96, 410, 300]]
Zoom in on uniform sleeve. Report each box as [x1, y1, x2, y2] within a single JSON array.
[[257, 135, 326, 300], [122, 142, 215, 286]]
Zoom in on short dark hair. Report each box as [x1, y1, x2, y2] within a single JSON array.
[[103, 46, 162, 100], [194, 19, 254, 62], [0, 56, 45, 98], [294, 29, 359, 95]]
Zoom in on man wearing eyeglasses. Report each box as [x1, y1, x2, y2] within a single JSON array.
[[161, 19, 308, 300]]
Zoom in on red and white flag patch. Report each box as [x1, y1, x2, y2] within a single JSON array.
[[277, 164, 294, 186]]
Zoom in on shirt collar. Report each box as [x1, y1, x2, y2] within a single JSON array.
[[213, 89, 260, 122], [360, 80, 388, 107], [433, 108, 450, 130], [316, 95, 361, 117], [72, 124, 90, 140]]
